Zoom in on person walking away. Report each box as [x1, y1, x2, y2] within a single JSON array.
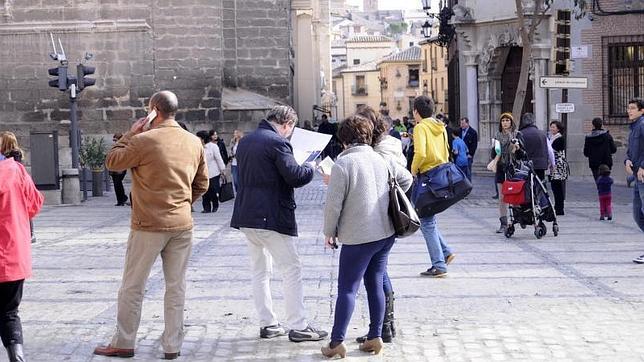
[[318, 114, 340, 159], [452, 129, 470, 180], [548, 121, 568, 216], [411, 96, 456, 277], [197, 130, 226, 213], [229, 130, 243, 193], [94, 91, 209, 360], [493, 113, 523, 233], [583, 117, 617, 180], [109, 133, 129, 206], [353, 106, 405, 343], [230, 105, 328, 342], [320, 115, 412, 358], [624, 98, 644, 264], [596, 164, 613, 221], [1, 132, 36, 244], [0, 156, 44, 362], [460, 117, 478, 181], [518, 113, 549, 180]]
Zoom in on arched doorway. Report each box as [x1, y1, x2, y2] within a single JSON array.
[[501, 47, 533, 115]]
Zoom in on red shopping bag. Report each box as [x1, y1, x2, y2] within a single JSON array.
[[502, 180, 528, 205]]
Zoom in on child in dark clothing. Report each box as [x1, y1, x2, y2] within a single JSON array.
[[596, 164, 613, 220]]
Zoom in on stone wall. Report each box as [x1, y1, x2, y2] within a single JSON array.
[[0, 0, 292, 167]]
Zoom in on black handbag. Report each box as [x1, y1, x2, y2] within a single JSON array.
[[388, 171, 420, 238], [218, 176, 235, 202]]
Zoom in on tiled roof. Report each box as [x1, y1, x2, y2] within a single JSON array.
[[341, 60, 379, 73], [380, 46, 421, 62], [346, 35, 393, 43]]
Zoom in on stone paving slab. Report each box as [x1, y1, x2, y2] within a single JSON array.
[[3, 175, 643, 361]]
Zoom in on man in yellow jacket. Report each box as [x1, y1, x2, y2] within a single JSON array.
[[411, 95, 456, 278]]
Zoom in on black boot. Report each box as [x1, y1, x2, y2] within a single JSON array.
[[381, 292, 395, 343], [7, 344, 26, 362]]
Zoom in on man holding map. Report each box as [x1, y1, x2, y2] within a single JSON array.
[[230, 105, 329, 342]]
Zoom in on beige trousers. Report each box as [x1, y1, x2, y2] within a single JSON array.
[[110, 229, 193, 353]]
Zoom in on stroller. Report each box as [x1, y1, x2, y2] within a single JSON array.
[[501, 156, 559, 239]]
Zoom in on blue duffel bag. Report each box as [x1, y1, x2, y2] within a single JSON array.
[[412, 162, 473, 217]]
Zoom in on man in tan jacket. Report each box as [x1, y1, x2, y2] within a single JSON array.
[[94, 91, 208, 360]]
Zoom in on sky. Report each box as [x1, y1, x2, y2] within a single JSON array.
[[346, 0, 440, 11]]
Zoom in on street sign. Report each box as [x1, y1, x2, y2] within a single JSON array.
[[555, 103, 575, 113], [539, 76, 588, 89]]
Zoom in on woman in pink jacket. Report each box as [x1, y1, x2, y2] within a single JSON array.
[[0, 157, 44, 362]]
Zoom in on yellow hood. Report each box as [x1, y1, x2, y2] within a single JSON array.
[[420, 117, 446, 136]]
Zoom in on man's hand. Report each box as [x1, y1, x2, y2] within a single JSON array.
[[638, 167, 644, 183], [626, 159, 634, 175], [322, 173, 330, 185], [130, 117, 148, 135], [325, 236, 338, 249]]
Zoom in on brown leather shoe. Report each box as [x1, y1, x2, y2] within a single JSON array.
[[93, 344, 134, 358], [164, 351, 181, 360]]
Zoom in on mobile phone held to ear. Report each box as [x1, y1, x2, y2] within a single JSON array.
[[142, 109, 158, 131]]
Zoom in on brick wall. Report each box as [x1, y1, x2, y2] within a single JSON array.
[[0, 0, 292, 167], [579, 0, 644, 146]]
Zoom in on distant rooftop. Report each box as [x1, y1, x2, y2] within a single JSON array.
[[341, 59, 379, 73], [381, 46, 421, 63], [346, 35, 393, 43]]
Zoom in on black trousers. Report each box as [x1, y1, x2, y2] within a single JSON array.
[[550, 179, 566, 215], [0, 280, 24, 347], [110, 172, 128, 204], [202, 175, 221, 212]]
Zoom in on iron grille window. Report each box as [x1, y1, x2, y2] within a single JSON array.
[[604, 35, 644, 125]]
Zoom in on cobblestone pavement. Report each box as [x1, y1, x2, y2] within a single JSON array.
[[6, 175, 644, 361]]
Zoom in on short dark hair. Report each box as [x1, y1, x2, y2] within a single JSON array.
[[149, 91, 179, 118], [413, 96, 434, 119], [355, 106, 387, 146], [451, 128, 461, 138], [195, 130, 209, 143], [208, 129, 217, 138], [337, 115, 373, 146], [629, 98, 644, 110], [549, 120, 565, 134], [460, 117, 469, 124], [599, 164, 611, 176], [591, 117, 603, 130]]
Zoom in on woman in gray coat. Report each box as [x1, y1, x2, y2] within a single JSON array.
[[321, 115, 412, 358]]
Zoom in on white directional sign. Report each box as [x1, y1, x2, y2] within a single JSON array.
[[555, 103, 575, 113], [539, 76, 588, 89]]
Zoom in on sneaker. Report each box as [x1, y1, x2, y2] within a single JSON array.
[[288, 325, 328, 342], [607, 216, 613, 221], [420, 267, 447, 278], [599, 217, 605, 221], [260, 324, 287, 339], [445, 253, 456, 265], [633, 254, 644, 264]]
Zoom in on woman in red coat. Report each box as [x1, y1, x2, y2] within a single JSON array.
[[0, 157, 44, 362]]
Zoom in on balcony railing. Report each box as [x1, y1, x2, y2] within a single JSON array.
[[351, 85, 368, 96]]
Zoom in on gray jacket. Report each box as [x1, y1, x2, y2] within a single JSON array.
[[373, 135, 407, 168], [323, 145, 413, 245], [627, 116, 644, 172]]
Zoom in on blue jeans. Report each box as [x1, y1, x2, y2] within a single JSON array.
[[633, 181, 644, 232], [457, 164, 470, 181], [419, 215, 452, 271], [231, 165, 239, 193], [331, 235, 395, 342], [467, 157, 473, 181]]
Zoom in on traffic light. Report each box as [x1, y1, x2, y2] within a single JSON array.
[[77, 64, 95, 91], [48, 65, 68, 91], [555, 9, 571, 75]]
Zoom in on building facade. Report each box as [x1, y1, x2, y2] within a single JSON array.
[[377, 47, 423, 120], [420, 39, 449, 117]]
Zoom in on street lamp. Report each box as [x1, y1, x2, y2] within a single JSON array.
[[421, 21, 432, 38], [421, 0, 431, 11]]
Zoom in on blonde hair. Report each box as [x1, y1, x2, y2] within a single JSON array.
[[0, 131, 22, 157]]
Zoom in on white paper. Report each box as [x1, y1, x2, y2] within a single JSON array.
[[318, 156, 335, 175], [290, 127, 332, 165]]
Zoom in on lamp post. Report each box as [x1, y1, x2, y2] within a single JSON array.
[[421, 20, 432, 38]]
